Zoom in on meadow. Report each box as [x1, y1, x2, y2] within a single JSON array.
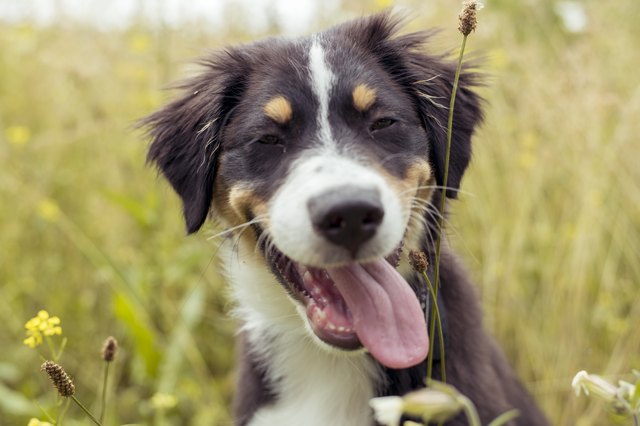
[[0, 0, 638, 425]]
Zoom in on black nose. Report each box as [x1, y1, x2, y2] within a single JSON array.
[[307, 186, 384, 256]]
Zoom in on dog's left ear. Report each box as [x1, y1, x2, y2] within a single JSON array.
[[142, 49, 248, 233], [407, 50, 483, 198]]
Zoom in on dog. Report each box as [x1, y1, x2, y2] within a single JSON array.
[[143, 12, 549, 426]]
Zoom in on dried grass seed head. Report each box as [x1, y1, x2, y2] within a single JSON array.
[[41, 361, 75, 397], [458, 1, 483, 36], [409, 250, 429, 273]]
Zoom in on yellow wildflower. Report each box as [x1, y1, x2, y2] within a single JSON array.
[[37, 198, 61, 223], [23, 330, 42, 348], [129, 34, 150, 54], [23, 310, 62, 348], [5, 125, 31, 146]]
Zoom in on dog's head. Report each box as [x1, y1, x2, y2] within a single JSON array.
[[144, 13, 482, 369]]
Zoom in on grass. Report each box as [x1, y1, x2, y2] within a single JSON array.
[[0, 0, 639, 424]]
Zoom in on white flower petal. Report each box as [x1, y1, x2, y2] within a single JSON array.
[[369, 396, 404, 426]]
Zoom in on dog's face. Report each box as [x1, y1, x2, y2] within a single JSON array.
[[145, 13, 481, 369]]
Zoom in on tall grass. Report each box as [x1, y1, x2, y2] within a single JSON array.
[[0, 1, 638, 424], [454, 2, 640, 423]]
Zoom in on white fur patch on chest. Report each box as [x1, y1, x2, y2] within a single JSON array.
[[223, 241, 382, 426], [246, 331, 380, 426]]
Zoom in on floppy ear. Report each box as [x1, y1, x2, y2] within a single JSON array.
[[142, 49, 248, 233], [407, 50, 483, 199], [347, 12, 483, 198]]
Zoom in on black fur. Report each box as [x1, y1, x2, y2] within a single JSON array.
[[144, 12, 549, 426], [143, 49, 249, 233], [144, 14, 479, 233], [336, 15, 481, 198]]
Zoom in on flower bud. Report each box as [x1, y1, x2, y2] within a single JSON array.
[[102, 336, 118, 362]]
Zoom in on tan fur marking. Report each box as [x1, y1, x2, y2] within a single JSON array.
[[372, 160, 434, 262], [264, 96, 293, 124], [405, 161, 433, 192], [403, 161, 435, 258], [228, 186, 270, 228], [212, 177, 270, 247], [372, 160, 432, 195], [352, 84, 377, 112]]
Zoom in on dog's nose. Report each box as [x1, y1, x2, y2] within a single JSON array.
[[307, 186, 384, 255]]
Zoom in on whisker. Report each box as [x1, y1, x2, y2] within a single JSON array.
[[420, 203, 472, 252], [207, 215, 267, 240], [408, 207, 437, 252], [400, 184, 476, 197]]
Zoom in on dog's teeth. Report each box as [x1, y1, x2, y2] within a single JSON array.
[[327, 323, 336, 331], [337, 326, 345, 332]]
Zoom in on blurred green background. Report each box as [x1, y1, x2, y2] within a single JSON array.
[[1, 0, 638, 425]]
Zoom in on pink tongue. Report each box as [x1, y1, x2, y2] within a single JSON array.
[[327, 260, 429, 369]]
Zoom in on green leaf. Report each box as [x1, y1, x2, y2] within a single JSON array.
[[156, 285, 205, 394], [103, 191, 157, 228], [632, 376, 640, 410], [113, 292, 160, 377], [0, 382, 33, 415]]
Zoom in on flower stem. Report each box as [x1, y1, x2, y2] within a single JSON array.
[[428, 33, 469, 382], [58, 398, 71, 426], [71, 395, 104, 426], [55, 337, 68, 361], [459, 394, 481, 426], [423, 271, 446, 383], [45, 336, 57, 361], [34, 400, 56, 425], [99, 361, 110, 422]]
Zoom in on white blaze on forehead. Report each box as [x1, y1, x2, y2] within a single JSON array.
[[308, 39, 335, 148]]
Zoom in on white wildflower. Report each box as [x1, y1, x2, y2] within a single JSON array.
[[369, 396, 403, 426]]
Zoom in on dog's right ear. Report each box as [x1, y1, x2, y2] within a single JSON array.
[[142, 49, 248, 234]]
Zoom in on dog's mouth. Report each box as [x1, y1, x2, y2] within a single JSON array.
[[268, 245, 429, 369]]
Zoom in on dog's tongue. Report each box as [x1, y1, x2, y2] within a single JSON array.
[[327, 260, 429, 369]]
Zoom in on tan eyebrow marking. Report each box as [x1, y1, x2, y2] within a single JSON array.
[[263, 96, 293, 124], [352, 84, 377, 112]]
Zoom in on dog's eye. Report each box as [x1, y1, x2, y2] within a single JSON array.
[[258, 135, 281, 145], [370, 118, 396, 131]]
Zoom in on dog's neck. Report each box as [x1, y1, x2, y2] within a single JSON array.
[[223, 239, 383, 426]]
